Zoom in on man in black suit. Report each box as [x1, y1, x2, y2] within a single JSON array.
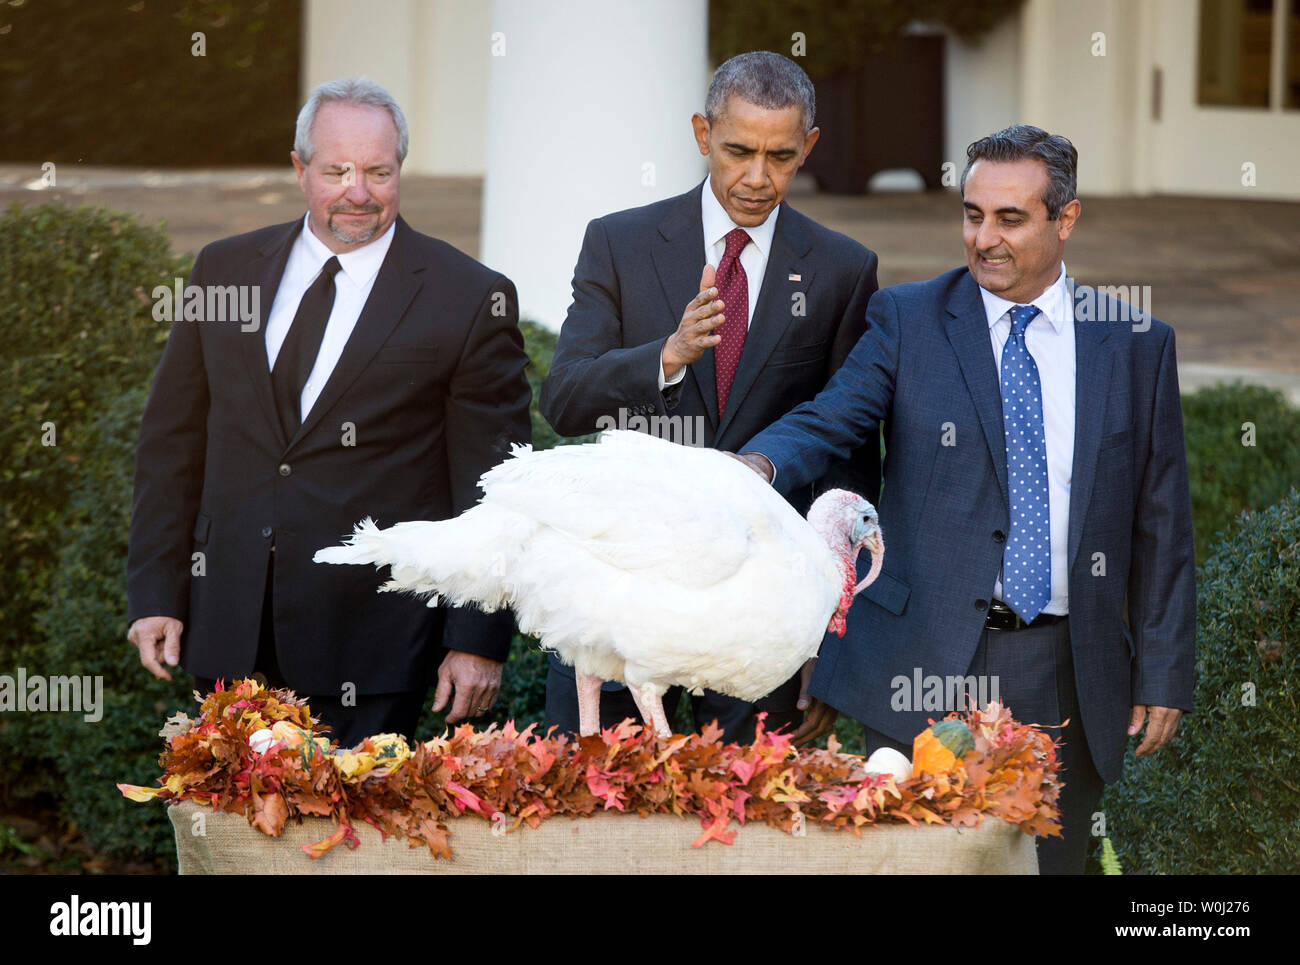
[[539, 52, 880, 744], [127, 78, 531, 745]]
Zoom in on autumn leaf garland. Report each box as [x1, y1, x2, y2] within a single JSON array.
[[120, 679, 1062, 861]]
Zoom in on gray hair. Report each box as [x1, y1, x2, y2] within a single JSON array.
[[960, 125, 1077, 219], [294, 76, 409, 165], [704, 51, 815, 132]]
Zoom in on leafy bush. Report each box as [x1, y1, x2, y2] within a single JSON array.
[[0, 202, 196, 861], [1182, 383, 1300, 563], [0, 202, 187, 663], [1099, 490, 1300, 874], [0, 0, 299, 166], [17, 386, 194, 862]]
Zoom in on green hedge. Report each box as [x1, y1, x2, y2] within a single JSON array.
[[0, 203, 197, 862], [0, 0, 299, 166], [1097, 491, 1300, 874], [1182, 383, 1300, 563]]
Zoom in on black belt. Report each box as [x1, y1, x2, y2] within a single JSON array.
[[985, 600, 1068, 632]]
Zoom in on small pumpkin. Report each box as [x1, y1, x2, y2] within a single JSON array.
[[271, 719, 308, 748], [911, 719, 975, 776]]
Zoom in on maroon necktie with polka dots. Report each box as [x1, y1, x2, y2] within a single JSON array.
[[714, 227, 750, 417]]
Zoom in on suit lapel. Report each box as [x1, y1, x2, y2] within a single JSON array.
[[240, 219, 303, 451], [1066, 278, 1114, 571], [288, 216, 424, 450], [650, 188, 715, 429], [715, 205, 816, 441], [945, 273, 1009, 506]]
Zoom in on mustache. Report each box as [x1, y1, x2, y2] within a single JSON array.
[[329, 203, 381, 215]]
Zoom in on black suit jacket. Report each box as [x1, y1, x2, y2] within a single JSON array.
[[127, 215, 532, 694], [540, 182, 881, 516]]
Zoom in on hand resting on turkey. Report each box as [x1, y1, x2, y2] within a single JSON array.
[[314, 430, 883, 738]]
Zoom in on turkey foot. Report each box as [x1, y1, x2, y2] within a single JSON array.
[[630, 683, 672, 738], [576, 671, 604, 737]]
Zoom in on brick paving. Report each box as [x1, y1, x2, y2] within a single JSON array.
[[5, 165, 1298, 396]]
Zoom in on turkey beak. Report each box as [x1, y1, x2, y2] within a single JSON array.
[[851, 521, 884, 594]]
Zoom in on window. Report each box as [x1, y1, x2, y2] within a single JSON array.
[[1198, 0, 1275, 107]]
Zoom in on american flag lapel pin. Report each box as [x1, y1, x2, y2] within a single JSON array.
[[788, 272, 801, 282]]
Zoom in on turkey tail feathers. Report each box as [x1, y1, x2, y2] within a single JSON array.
[[312, 517, 387, 566], [313, 508, 522, 614]]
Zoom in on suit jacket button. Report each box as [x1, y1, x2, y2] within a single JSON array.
[[993, 530, 1006, 543], [261, 526, 273, 538], [974, 599, 988, 611], [278, 463, 291, 477]]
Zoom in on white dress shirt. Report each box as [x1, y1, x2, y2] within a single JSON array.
[[263, 213, 396, 423], [658, 181, 780, 390], [979, 263, 1075, 615]]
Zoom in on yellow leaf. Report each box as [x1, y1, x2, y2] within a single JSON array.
[[117, 783, 163, 802]]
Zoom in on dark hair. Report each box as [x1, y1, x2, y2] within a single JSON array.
[[961, 125, 1078, 219], [705, 51, 815, 132]]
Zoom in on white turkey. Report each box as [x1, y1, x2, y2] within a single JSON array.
[[313, 430, 883, 738]]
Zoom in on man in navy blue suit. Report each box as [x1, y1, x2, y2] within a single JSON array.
[[736, 126, 1196, 874]]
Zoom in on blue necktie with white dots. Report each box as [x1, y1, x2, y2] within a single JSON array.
[[1000, 304, 1052, 623]]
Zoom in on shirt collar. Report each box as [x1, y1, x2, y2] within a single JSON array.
[[700, 179, 779, 259], [299, 212, 396, 288], [979, 261, 1071, 334]]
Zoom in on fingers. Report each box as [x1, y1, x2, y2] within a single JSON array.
[[699, 262, 716, 292], [1127, 704, 1146, 737], [1135, 706, 1182, 756], [682, 291, 725, 336], [436, 652, 504, 723], [163, 621, 182, 668], [129, 617, 177, 681], [431, 666, 453, 714], [445, 678, 479, 724], [727, 451, 774, 483], [792, 699, 837, 747]]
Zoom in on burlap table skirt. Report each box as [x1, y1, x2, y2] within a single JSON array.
[[168, 800, 1038, 874]]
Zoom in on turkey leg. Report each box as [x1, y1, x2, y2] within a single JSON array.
[[576, 672, 604, 737], [630, 684, 672, 738]]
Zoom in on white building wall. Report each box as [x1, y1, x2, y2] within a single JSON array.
[[1146, 0, 1300, 199], [945, 0, 1300, 199], [479, 0, 709, 329], [302, 0, 490, 177], [945, 15, 1021, 178]]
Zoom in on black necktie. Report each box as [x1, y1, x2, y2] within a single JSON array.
[[272, 255, 341, 438]]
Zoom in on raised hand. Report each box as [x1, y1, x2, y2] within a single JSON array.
[[661, 264, 725, 380]]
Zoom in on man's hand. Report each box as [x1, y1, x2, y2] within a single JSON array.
[[790, 658, 838, 746], [432, 650, 504, 724], [726, 451, 774, 484], [1128, 704, 1182, 756], [661, 264, 725, 380], [128, 616, 184, 681]]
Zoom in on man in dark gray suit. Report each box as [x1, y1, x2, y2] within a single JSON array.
[[540, 52, 880, 744], [736, 126, 1196, 874]]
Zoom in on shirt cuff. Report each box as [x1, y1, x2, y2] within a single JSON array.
[[658, 356, 687, 391]]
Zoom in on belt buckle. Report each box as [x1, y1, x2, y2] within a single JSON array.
[[986, 601, 1024, 632]]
